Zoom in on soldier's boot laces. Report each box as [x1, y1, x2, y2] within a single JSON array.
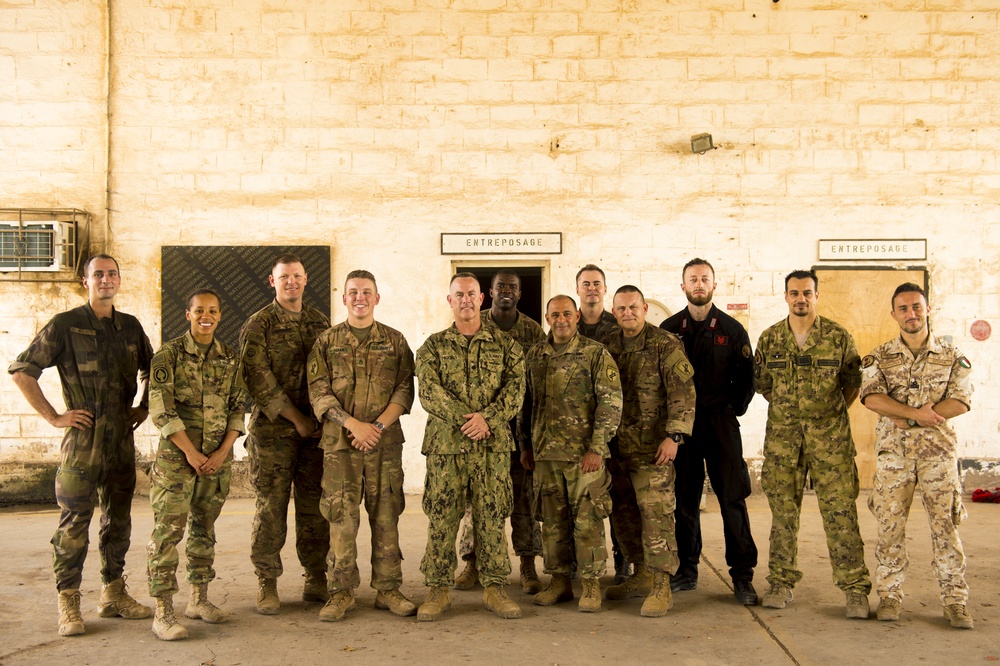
[[185, 583, 230, 624], [761, 585, 793, 609], [944, 603, 974, 629], [533, 574, 574, 606], [640, 572, 673, 618], [98, 576, 153, 619], [375, 588, 418, 617], [454, 557, 479, 590], [876, 597, 901, 622], [483, 584, 522, 619], [604, 563, 652, 601], [519, 556, 542, 594], [318, 589, 356, 622], [846, 591, 870, 619], [417, 586, 452, 622], [578, 578, 602, 613], [303, 571, 329, 602], [151, 596, 189, 641], [57, 589, 85, 637], [256, 577, 280, 615]]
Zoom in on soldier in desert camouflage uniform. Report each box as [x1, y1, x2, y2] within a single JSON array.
[[861, 282, 974, 629], [307, 270, 417, 622], [240, 254, 331, 613], [520, 295, 622, 612], [755, 270, 872, 618], [414, 272, 526, 622], [9, 254, 154, 637], [603, 285, 695, 618], [146, 289, 246, 640]]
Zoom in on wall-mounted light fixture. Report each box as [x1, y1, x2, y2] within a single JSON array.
[[691, 133, 716, 155]]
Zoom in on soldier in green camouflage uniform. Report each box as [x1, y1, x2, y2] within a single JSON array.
[[239, 254, 331, 613], [755, 270, 871, 618], [520, 295, 622, 612], [306, 270, 417, 622], [414, 273, 526, 621], [455, 270, 545, 593], [146, 289, 246, 640], [10, 255, 154, 637], [603, 286, 696, 617], [861, 283, 974, 628]]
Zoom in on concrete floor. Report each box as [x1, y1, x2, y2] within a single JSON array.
[[1, 493, 997, 665]]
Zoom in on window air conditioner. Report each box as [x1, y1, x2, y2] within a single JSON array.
[[0, 221, 75, 272]]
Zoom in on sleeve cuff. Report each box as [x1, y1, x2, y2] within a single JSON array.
[[158, 419, 186, 439], [263, 394, 295, 422]]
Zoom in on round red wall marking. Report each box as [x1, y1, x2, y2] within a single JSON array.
[[970, 319, 991, 341]]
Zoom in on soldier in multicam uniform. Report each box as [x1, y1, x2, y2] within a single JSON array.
[[239, 254, 331, 614], [455, 270, 545, 594], [603, 285, 695, 618], [146, 289, 246, 640], [520, 295, 622, 612], [9, 255, 154, 637], [414, 272, 526, 621], [307, 270, 417, 622], [755, 269, 872, 618], [861, 282, 974, 629]]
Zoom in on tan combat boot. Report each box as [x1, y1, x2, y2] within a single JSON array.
[[151, 596, 189, 641], [256, 577, 280, 615], [98, 576, 153, 619], [519, 555, 542, 594], [846, 591, 870, 619], [761, 584, 793, 609], [454, 557, 479, 590], [533, 573, 574, 606], [374, 588, 418, 617], [185, 583, 230, 624], [604, 563, 652, 600], [417, 586, 452, 622], [640, 571, 673, 618], [57, 589, 85, 636], [303, 570, 329, 602], [318, 589, 356, 622], [944, 603, 974, 629], [578, 577, 602, 613], [483, 584, 522, 619]]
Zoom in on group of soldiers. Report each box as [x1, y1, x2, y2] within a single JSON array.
[[8, 252, 975, 641]]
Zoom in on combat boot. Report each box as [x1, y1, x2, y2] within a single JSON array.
[[256, 577, 280, 615], [578, 578, 602, 613], [454, 557, 479, 590], [876, 597, 901, 621], [151, 596, 189, 641], [846, 591, 870, 619], [944, 603, 974, 629], [520, 555, 542, 594], [640, 571, 673, 618], [613, 551, 630, 585], [761, 585, 793, 609], [604, 563, 652, 601], [533, 574, 574, 606], [303, 570, 329, 602], [375, 588, 418, 617], [57, 589, 85, 636], [417, 586, 452, 622], [483, 584, 522, 619], [98, 575, 153, 619], [185, 583, 230, 624], [318, 589, 356, 622]]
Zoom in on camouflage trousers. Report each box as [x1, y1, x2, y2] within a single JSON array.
[[457, 450, 541, 561], [147, 450, 231, 597], [534, 460, 611, 579], [52, 445, 137, 591], [247, 431, 329, 579], [320, 447, 405, 593], [421, 450, 513, 587], [610, 453, 679, 574], [761, 452, 871, 593], [867, 452, 968, 605], [607, 451, 643, 565]]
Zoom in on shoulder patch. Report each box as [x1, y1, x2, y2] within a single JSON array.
[[606, 366, 618, 383], [958, 356, 972, 369], [742, 344, 752, 359], [152, 365, 169, 384], [673, 358, 695, 382], [753, 349, 763, 365], [861, 354, 875, 369]]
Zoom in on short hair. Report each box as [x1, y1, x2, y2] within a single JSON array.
[[891, 282, 927, 308], [682, 258, 715, 280], [345, 269, 377, 292], [82, 254, 120, 276], [491, 269, 520, 288], [187, 288, 222, 310], [546, 294, 578, 312], [271, 253, 304, 272], [450, 272, 480, 289], [784, 269, 818, 291], [614, 284, 645, 302], [575, 264, 606, 284]]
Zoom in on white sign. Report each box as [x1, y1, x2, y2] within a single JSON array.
[[441, 233, 562, 255], [818, 239, 926, 261]]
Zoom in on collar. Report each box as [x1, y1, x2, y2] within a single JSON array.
[[543, 332, 581, 356], [181, 330, 221, 359], [678, 304, 720, 334], [83, 302, 121, 330]]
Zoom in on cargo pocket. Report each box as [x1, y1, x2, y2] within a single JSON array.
[[952, 490, 968, 526], [586, 470, 613, 520]]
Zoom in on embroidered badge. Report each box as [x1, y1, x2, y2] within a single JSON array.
[[861, 355, 875, 369], [742, 344, 752, 359], [958, 356, 972, 369]]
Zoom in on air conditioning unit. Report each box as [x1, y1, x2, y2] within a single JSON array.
[[0, 221, 76, 272]]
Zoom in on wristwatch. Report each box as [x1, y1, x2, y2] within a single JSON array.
[[373, 421, 386, 432], [667, 433, 684, 444], [906, 419, 917, 427]]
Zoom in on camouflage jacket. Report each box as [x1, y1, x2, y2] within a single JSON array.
[[521, 332, 622, 461], [239, 300, 330, 433], [307, 320, 415, 453], [604, 323, 696, 457], [415, 323, 525, 455], [580, 309, 620, 342], [481, 309, 546, 351], [861, 334, 973, 461], [149, 331, 247, 455]]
